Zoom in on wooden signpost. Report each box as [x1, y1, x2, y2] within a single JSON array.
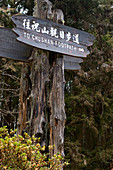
[[0, 27, 32, 61], [12, 15, 95, 58], [0, 2, 95, 167]]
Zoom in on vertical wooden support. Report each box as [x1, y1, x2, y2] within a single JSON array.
[[18, 50, 49, 143], [49, 57, 66, 158], [30, 50, 49, 145], [17, 63, 30, 135]]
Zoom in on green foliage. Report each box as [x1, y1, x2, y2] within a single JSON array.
[[0, 126, 68, 169], [62, 0, 113, 169]]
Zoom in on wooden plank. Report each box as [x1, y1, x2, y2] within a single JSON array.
[[63, 55, 82, 70], [63, 55, 83, 63], [12, 15, 95, 58], [0, 27, 33, 61], [64, 61, 81, 70]]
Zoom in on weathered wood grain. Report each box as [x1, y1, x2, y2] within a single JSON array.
[[49, 58, 66, 159], [63, 55, 83, 63], [12, 15, 95, 58], [0, 27, 32, 61], [17, 63, 30, 135], [63, 55, 83, 70], [64, 61, 81, 70]]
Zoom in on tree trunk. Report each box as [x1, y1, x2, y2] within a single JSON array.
[[49, 57, 66, 158], [17, 63, 30, 135], [17, 1, 66, 166]]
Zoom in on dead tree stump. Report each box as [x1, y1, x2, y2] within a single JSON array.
[[17, 1, 66, 166]]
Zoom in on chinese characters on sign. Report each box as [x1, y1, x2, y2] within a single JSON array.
[[22, 18, 83, 53], [23, 19, 80, 44], [12, 15, 95, 57]]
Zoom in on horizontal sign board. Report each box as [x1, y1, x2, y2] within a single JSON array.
[[63, 55, 83, 70], [0, 27, 32, 61], [12, 15, 95, 58], [63, 55, 83, 63], [64, 61, 81, 70]]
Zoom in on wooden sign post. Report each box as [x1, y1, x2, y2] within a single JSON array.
[[0, 0, 95, 168], [11, 4, 95, 162]]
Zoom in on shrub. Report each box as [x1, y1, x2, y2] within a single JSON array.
[[0, 126, 68, 169]]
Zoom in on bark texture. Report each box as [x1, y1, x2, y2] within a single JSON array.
[[49, 57, 66, 157], [17, 63, 30, 135], [18, 49, 49, 143], [31, 50, 49, 145]]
